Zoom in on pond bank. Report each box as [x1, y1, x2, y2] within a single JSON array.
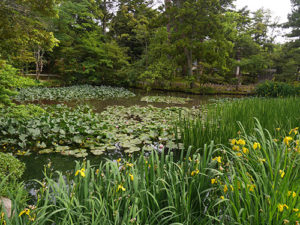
[[133, 80, 255, 96]]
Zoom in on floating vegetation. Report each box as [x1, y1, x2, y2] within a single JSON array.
[[0, 104, 199, 157], [141, 96, 191, 104], [14, 85, 135, 101]]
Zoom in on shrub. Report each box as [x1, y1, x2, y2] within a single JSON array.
[[255, 81, 297, 97], [0, 60, 40, 105], [0, 152, 25, 197]]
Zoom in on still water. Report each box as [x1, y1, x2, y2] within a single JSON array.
[[19, 89, 237, 184]]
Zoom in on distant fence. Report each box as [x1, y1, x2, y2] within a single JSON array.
[[23, 74, 61, 80]]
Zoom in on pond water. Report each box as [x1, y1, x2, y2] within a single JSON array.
[[18, 89, 238, 190]]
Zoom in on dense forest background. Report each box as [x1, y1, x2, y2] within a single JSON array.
[[1, 0, 300, 88]]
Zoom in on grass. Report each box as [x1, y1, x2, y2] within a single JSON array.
[[1, 122, 299, 224], [179, 97, 300, 151], [5, 145, 220, 224]]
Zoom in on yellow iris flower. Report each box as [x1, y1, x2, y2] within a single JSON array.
[[117, 184, 126, 192], [278, 204, 288, 212], [232, 145, 240, 151], [253, 142, 261, 150], [129, 173, 134, 181], [242, 147, 249, 154], [191, 169, 200, 176], [211, 179, 217, 184], [19, 208, 30, 217], [237, 139, 246, 145], [75, 168, 86, 177], [279, 170, 285, 178], [212, 156, 222, 163], [231, 139, 237, 145], [224, 185, 228, 193], [283, 136, 293, 146], [289, 127, 299, 135]]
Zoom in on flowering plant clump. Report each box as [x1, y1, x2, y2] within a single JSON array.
[[215, 122, 300, 225]]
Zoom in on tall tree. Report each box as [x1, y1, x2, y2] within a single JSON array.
[[110, 0, 158, 62], [0, 0, 59, 76], [165, 0, 233, 78], [51, 0, 129, 84], [278, 0, 300, 80]]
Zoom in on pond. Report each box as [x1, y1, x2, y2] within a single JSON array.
[[17, 88, 238, 190]]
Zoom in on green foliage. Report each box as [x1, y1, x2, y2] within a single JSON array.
[[15, 85, 135, 101], [51, 0, 129, 85], [9, 147, 219, 224], [255, 81, 297, 97], [0, 104, 46, 119], [0, 152, 25, 197], [2, 124, 299, 224], [0, 104, 199, 155], [0, 0, 59, 69], [178, 97, 300, 150], [218, 122, 300, 224], [0, 61, 40, 105]]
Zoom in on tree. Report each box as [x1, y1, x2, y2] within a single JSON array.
[[277, 0, 300, 80], [0, 0, 59, 74], [164, 0, 234, 79], [51, 0, 129, 85], [110, 0, 158, 62], [223, 8, 276, 87]]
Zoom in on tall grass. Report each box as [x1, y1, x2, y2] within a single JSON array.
[[5, 146, 222, 225], [217, 120, 300, 224], [1, 122, 299, 224], [179, 97, 300, 151]]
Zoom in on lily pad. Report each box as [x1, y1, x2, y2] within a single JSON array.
[[39, 149, 54, 154], [142, 145, 154, 152], [124, 146, 140, 153], [106, 145, 116, 151], [74, 152, 88, 158], [55, 146, 70, 152], [61, 150, 76, 156], [91, 149, 105, 156]]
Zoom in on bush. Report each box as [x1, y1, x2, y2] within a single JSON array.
[[0, 60, 40, 105], [0, 152, 25, 197], [255, 81, 297, 97]]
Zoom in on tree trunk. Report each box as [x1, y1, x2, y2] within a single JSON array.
[[235, 49, 241, 90], [184, 47, 193, 77], [34, 46, 44, 80]]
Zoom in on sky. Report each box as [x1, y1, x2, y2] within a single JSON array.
[[235, 0, 292, 42]]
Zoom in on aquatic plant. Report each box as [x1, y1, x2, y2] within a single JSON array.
[[14, 85, 135, 101], [179, 97, 300, 151], [141, 96, 191, 104], [213, 120, 300, 224], [0, 104, 198, 156]]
